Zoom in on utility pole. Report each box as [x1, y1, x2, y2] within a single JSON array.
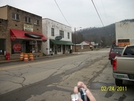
[[74, 27, 76, 52], [74, 27, 82, 52]]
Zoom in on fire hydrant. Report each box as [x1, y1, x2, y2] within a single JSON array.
[[5, 52, 10, 60]]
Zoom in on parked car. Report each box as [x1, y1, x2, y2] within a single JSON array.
[[112, 45, 134, 86], [109, 47, 124, 65]]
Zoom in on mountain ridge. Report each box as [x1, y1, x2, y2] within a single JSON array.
[[72, 19, 134, 46]]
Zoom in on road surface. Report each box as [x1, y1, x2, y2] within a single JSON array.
[[0, 48, 134, 101]]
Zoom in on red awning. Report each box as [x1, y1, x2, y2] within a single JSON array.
[[10, 29, 47, 41]]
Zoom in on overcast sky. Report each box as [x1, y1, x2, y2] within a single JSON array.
[[0, 0, 134, 30]]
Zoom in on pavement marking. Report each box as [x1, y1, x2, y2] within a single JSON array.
[[0, 54, 85, 71]]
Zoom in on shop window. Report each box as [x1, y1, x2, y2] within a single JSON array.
[[59, 30, 64, 38], [11, 40, 42, 54], [12, 13, 20, 20], [37, 41, 42, 52], [29, 41, 41, 53], [51, 28, 54, 36], [0, 39, 5, 55], [12, 40, 23, 54], [57, 45, 61, 52]]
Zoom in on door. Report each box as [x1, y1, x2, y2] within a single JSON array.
[[63, 45, 65, 54]]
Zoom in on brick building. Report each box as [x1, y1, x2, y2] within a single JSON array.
[[0, 19, 8, 60], [0, 5, 47, 60], [72, 41, 91, 52]]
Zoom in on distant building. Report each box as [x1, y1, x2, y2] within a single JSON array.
[[0, 5, 47, 60], [72, 41, 90, 52], [115, 21, 134, 46], [42, 18, 73, 55]]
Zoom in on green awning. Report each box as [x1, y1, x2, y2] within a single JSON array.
[[50, 39, 74, 45]]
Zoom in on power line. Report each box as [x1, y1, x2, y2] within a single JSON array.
[[91, 0, 105, 27], [54, 0, 71, 26], [100, 0, 109, 24]]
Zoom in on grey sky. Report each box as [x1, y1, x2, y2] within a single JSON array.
[[0, 0, 134, 29]]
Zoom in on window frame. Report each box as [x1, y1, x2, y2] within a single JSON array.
[[12, 13, 20, 20], [25, 16, 31, 23], [51, 28, 54, 36], [34, 20, 40, 25], [68, 32, 70, 39], [59, 30, 64, 38]]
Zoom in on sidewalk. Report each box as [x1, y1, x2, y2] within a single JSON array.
[[0, 52, 80, 64]]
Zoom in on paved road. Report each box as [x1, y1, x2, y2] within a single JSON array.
[[0, 48, 134, 101]]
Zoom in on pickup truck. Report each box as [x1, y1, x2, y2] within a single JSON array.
[[112, 45, 134, 86], [109, 47, 124, 65]]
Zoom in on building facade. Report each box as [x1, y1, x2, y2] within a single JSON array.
[[0, 5, 47, 60], [42, 18, 73, 55], [115, 21, 134, 46], [0, 19, 8, 60], [72, 41, 90, 52]]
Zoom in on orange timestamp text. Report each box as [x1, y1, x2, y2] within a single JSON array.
[[101, 86, 127, 92]]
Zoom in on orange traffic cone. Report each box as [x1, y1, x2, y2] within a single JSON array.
[[29, 53, 34, 61], [20, 52, 24, 61], [24, 53, 28, 62]]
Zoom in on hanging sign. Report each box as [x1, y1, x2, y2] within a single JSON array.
[[24, 24, 33, 32], [55, 36, 62, 40]]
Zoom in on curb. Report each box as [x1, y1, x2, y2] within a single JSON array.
[[0, 53, 79, 64]]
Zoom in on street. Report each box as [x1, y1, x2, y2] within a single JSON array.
[[0, 48, 134, 101]]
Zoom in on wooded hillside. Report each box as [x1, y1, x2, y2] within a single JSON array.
[[72, 19, 134, 47]]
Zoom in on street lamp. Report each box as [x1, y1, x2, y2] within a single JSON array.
[[74, 27, 82, 52]]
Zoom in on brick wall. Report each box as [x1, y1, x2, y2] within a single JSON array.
[[0, 19, 8, 38], [7, 6, 42, 32], [0, 5, 43, 60], [72, 45, 90, 52]]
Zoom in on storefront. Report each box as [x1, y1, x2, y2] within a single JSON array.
[[50, 39, 73, 55], [10, 29, 47, 58]]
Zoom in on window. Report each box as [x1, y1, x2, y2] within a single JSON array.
[[25, 17, 31, 23], [59, 30, 64, 38], [35, 20, 40, 25], [0, 39, 5, 55], [124, 46, 134, 56], [51, 28, 54, 36], [12, 13, 20, 20], [68, 32, 70, 39]]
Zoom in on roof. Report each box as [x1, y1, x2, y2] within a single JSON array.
[[0, 5, 42, 18], [84, 41, 90, 44], [76, 41, 90, 45], [42, 18, 71, 28]]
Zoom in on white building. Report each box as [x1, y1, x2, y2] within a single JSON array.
[[115, 21, 134, 46], [42, 18, 73, 55]]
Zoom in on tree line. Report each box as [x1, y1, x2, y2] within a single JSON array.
[[72, 19, 134, 47]]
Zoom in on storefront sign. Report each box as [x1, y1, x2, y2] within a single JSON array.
[[55, 36, 62, 40], [13, 43, 22, 52], [24, 24, 33, 32], [25, 33, 42, 39]]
